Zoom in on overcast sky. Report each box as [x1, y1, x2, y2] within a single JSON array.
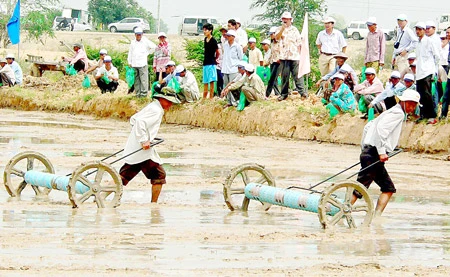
[[62, 0, 446, 33]]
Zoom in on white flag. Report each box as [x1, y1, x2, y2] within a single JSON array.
[[298, 13, 311, 78]]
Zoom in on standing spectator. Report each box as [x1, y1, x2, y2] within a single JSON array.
[[70, 18, 75, 31], [426, 21, 443, 108], [365, 17, 386, 73], [128, 27, 156, 98], [440, 31, 449, 73], [95, 55, 119, 94], [316, 16, 347, 76], [441, 71, 450, 119], [354, 67, 384, 117], [276, 11, 306, 101], [153, 32, 171, 80], [216, 24, 228, 94], [248, 37, 263, 67], [0, 58, 15, 86], [392, 14, 418, 73], [62, 43, 88, 73], [234, 18, 248, 52], [85, 49, 107, 75], [221, 29, 243, 89], [5, 54, 22, 85], [261, 39, 271, 67], [400, 52, 416, 79], [414, 22, 440, 124], [202, 23, 220, 99], [265, 27, 281, 97], [369, 71, 406, 110], [175, 65, 200, 103]]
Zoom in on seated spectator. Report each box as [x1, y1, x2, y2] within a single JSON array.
[[400, 52, 416, 79], [0, 58, 16, 86], [95, 55, 119, 94], [221, 61, 247, 107], [315, 52, 358, 90], [402, 73, 416, 90], [354, 67, 384, 117], [153, 61, 176, 94], [5, 54, 22, 85], [409, 60, 416, 75], [248, 37, 263, 67], [62, 43, 88, 72], [175, 65, 199, 102], [369, 71, 406, 110], [85, 49, 107, 75], [222, 63, 265, 106], [326, 73, 357, 117], [338, 64, 358, 91]]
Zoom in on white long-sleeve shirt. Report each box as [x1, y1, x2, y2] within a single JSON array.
[[416, 35, 440, 80], [362, 104, 405, 155], [10, 61, 22, 85], [0, 64, 16, 84], [179, 70, 200, 102], [392, 26, 418, 56], [370, 81, 406, 106], [123, 101, 163, 165], [127, 37, 157, 68]]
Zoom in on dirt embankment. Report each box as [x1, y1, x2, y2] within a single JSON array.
[[1, 74, 449, 154]]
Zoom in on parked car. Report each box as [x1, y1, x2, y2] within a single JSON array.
[[52, 16, 93, 31], [347, 21, 393, 41], [108, 17, 150, 33]]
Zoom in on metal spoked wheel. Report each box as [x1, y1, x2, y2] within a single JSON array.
[[68, 161, 123, 209], [318, 180, 374, 229], [3, 151, 54, 197], [223, 163, 276, 211]]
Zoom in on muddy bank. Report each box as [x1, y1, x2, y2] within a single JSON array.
[[1, 76, 449, 154]]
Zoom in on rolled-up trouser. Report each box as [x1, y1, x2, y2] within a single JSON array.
[[134, 65, 149, 97], [416, 74, 437, 119], [226, 89, 240, 106], [265, 62, 281, 97], [279, 60, 305, 98], [242, 85, 264, 102]]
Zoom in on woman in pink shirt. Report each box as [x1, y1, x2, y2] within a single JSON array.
[[153, 32, 171, 80]]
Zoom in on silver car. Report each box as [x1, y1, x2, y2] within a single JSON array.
[[108, 17, 150, 33]]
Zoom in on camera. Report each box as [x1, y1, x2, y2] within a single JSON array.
[[394, 41, 400, 49]]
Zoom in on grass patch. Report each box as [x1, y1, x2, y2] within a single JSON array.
[[83, 94, 96, 102]]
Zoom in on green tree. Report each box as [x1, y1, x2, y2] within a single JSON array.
[[23, 9, 60, 45], [251, 0, 326, 24]]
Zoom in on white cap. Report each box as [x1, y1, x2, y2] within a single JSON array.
[[397, 14, 408, 21], [332, 73, 345, 80], [268, 26, 277, 34], [398, 89, 421, 103], [415, 22, 426, 29], [134, 27, 143, 34], [158, 32, 167, 38], [226, 30, 237, 37], [261, 39, 270, 45], [366, 17, 377, 25], [365, 67, 376, 75], [237, 61, 247, 68], [322, 17, 335, 23], [390, 71, 401, 78], [234, 17, 241, 23], [248, 37, 256, 43], [175, 65, 185, 73], [441, 31, 447, 38], [5, 53, 14, 59], [404, 73, 415, 81], [99, 49, 107, 55], [425, 21, 436, 28], [407, 52, 416, 59], [244, 63, 255, 72], [281, 11, 292, 19], [339, 64, 352, 73], [166, 60, 175, 66], [104, 55, 112, 62], [220, 24, 227, 31]]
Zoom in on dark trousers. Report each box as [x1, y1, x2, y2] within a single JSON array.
[[279, 60, 305, 97], [96, 79, 118, 93], [0, 73, 14, 86], [416, 75, 437, 119], [441, 78, 450, 118], [73, 60, 85, 72], [265, 62, 281, 97], [216, 69, 224, 96]]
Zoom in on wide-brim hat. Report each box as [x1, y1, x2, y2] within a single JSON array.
[[153, 90, 181, 104], [334, 52, 348, 60], [0, 58, 6, 63], [398, 89, 420, 103], [73, 43, 82, 48]]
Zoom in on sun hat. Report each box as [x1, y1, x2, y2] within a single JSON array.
[[334, 52, 348, 60], [261, 39, 270, 45], [339, 64, 352, 73], [153, 90, 181, 104], [5, 53, 14, 59], [390, 71, 401, 79], [134, 27, 143, 34], [425, 21, 436, 28], [441, 31, 447, 38], [398, 89, 420, 103], [0, 58, 6, 63], [248, 37, 256, 43], [407, 52, 416, 59], [365, 67, 376, 75], [99, 49, 107, 55], [244, 63, 255, 72], [237, 60, 247, 68], [158, 32, 167, 38], [268, 26, 277, 34], [322, 17, 335, 24], [404, 73, 415, 81], [175, 65, 185, 74], [281, 12, 292, 19], [397, 14, 408, 21], [226, 30, 237, 37], [166, 60, 176, 67], [220, 24, 227, 31], [332, 73, 345, 80], [103, 55, 112, 62], [366, 17, 377, 25], [415, 22, 426, 29], [73, 43, 82, 48]]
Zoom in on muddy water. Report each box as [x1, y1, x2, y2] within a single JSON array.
[[0, 108, 449, 275]]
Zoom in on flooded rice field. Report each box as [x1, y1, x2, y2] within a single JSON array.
[[0, 108, 449, 276]]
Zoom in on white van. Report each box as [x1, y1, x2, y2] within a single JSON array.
[[180, 16, 219, 36]]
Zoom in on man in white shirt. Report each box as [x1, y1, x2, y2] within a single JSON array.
[[0, 58, 16, 86], [248, 37, 263, 67], [95, 55, 119, 94], [221, 29, 243, 90], [352, 89, 421, 217], [316, 16, 347, 76], [119, 89, 180, 203], [369, 71, 405, 110], [127, 27, 156, 98], [392, 14, 418, 73], [5, 54, 22, 85], [175, 65, 199, 102], [414, 22, 440, 124], [234, 18, 248, 52]]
